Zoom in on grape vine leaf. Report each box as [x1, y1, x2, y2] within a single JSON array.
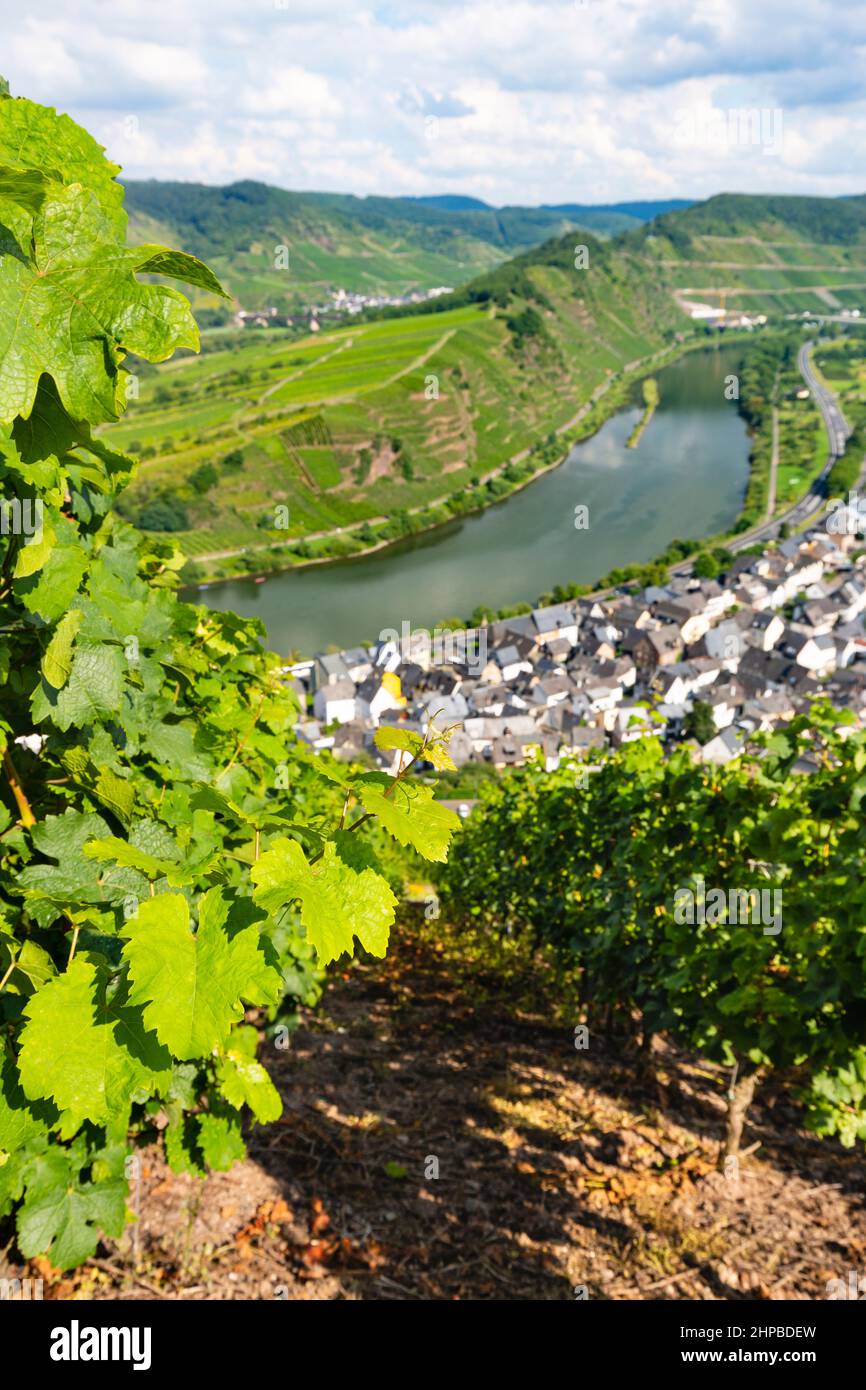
[[164, 1111, 206, 1177], [251, 836, 397, 965], [421, 741, 458, 773], [19, 808, 120, 913], [41, 608, 83, 690], [17, 957, 172, 1137], [356, 782, 459, 862], [32, 639, 126, 731], [16, 1145, 128, 1270], [1, 940, 56, 996], [0, 1058, 52, 1157], [17, 517, 89, 621], [373, 726, 424, 756], [84, 835, 183, 882], [0, 94, 123, 225], [0, 181, 223, 428], [216, 1027, 282, 1123], [197, 1112, 246, 1171], [199, 888, 282, 1008], [121, 892, 281, 1059], [133, 246, 226, 298]]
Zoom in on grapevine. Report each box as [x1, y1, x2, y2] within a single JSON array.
[[0, 87, 458, 1270], [440, 704, 866, 1158]]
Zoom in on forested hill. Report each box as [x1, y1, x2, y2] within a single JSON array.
[[626, 191, 866, 320], [125, 177, 866, 324], [122, 178, 690, 312], [643, 191, 866, 249], [373, 188, 866, 328]]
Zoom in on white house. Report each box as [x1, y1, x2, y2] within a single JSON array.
[[531, 603, 580, 649], [313, 678, 357, 725], [701, 726, 743, 765]]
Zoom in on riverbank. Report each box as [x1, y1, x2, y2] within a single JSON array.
[[183, 331, 758, 593], [191, 344, 754, 653]]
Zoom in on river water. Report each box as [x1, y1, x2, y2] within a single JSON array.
[[199, 344, 750, 655]]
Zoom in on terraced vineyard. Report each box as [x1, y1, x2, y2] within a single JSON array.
[[640, 193, 866, 317], [109, 239, 679, 570], [109, 191, 866, 580]]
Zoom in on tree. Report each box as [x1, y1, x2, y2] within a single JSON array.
[[683, 699, 716, 745], [136, 495, 190, 532], [693, 551, 720, 578], [189, 462, 218, 494]]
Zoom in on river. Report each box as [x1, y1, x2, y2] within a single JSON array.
[[198, 344, 750, 655]]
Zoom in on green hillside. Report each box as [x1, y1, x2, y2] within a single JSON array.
[[632, 192, 866, 318], [109, 227, 683, 571], [108, 190, 866, 578], [123, 180, 684, 316]]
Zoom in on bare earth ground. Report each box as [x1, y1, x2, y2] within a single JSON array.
[[14, 920, 866, 1302]]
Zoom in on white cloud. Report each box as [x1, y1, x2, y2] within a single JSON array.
[[1, 0, 864, 202], [238, 69, 341, 120]]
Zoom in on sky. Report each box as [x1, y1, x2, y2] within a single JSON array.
[[2, 0, 865, 206]]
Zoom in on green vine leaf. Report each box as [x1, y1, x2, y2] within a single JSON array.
[[17, 957, 172, 1137], [0, 181, 224, 428], [16, 1145, 128, 1271], [251, 836, 397, 966], [356, 782, 459, 862], [40, 608, 83, 690], [121, 892, 281, 1059], [216, 1029, 282, 1124]]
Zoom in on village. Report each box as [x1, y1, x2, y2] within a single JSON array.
[[288, 506, 866, 784], [233, 284, 454, 331]]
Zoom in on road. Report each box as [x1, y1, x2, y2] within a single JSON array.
[[729, 340, 852, 552], [765, 406, 779, 520]]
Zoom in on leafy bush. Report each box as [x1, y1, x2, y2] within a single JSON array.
[[135, 495, 190, 532], [683, 699, 716, 745], [0, 87, 458, 1270], [506, 306, 544, 343], [189, 462, 218, 495], [439, 705, 866, 1160]]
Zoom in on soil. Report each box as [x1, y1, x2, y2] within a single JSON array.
[[15, 919, 866, 1302]]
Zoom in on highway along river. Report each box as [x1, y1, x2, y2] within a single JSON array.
[[199, 344, 750, 655]]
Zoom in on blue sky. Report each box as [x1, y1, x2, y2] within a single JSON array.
[[3, 0, 865, 204]]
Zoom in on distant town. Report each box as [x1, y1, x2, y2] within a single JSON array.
[[233, 284, 453, 331], [288, 508, 866, 787]]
